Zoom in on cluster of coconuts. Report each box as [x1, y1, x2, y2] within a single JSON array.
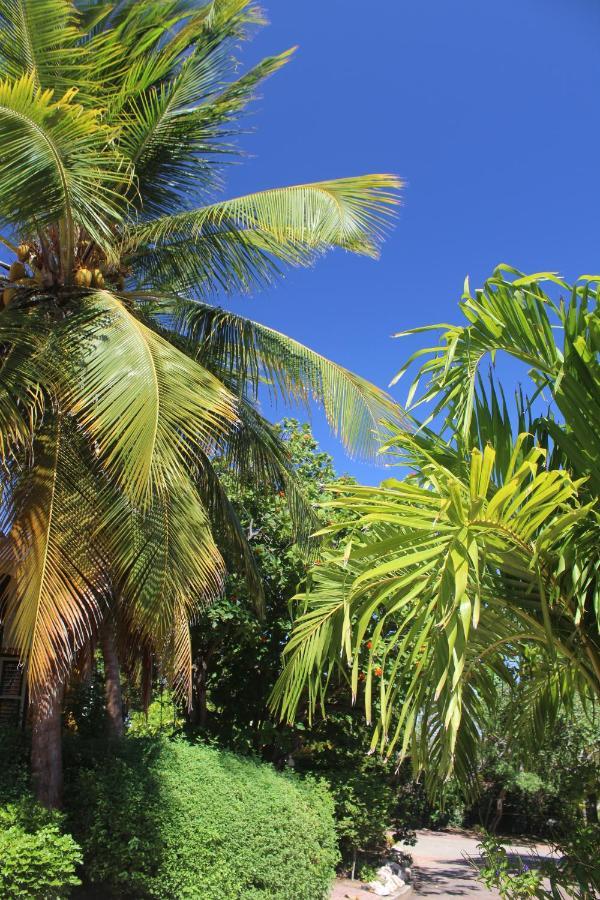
[[74, 267, 105, 288], [1, 243, 117, 308], [1, 245, 31, 307]]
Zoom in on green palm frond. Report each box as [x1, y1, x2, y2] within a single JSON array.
[[164, 300, 405, 459], [194, 452, 265, 614], [0, 0, 82, 89], [0, 305, 47, 456], [118, 42, 293, 215], [99, 472, 225, 700], [53, 290, 237, 503], [391, 267, 562, 444], [393, 268, 600, 489], [273, 438, 599, 791], [125, 175, 401, 264], [0, 73, 128, 261]]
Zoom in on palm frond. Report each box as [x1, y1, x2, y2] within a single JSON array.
[[52, 290, 237, 503], [273, 438, 598, 793], [391, 267, 562, 445], [0, 73, 129, 260], [164, 299, 405, 460], [98, 472, 225, 699], [0, 0, 82, 89], [118, 44, 293, 216], [0, 305, 47, 458], [0, 417, 105, 694], [124, 175, 402, 266]]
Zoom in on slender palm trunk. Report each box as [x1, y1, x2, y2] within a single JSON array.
[[31, 682, 64, 809], [100, 617, 124, 738]]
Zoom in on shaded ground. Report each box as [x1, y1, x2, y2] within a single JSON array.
[[411, 829, 554, 897]]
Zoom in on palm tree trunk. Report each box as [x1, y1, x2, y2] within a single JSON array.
[[100, 617, 124, 738], [31, 682, 64, 809]]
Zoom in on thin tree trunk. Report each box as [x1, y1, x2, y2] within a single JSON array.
[[100, 617, 124, 738], [31, 682, 64, 809], [490, 788, 506, 834], [585, 792, 599, 824], [190, 649, 213, 728]]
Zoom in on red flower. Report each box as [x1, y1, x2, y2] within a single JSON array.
[[374, 666, 383, 677], [366, 640, 372, 650]]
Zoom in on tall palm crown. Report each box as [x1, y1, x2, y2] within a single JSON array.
[[0, 0, 401, 702]]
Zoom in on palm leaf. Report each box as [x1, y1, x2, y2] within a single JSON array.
[[273, 438, 598, 793], [124, 175, 401, 265], [53, 290, 237, 503], [0, 73, 128, 262], [0, 417, 105, 694], [166, 300, 405, 460]]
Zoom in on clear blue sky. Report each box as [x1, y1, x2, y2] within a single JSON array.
[[222, 0, 600, 483]]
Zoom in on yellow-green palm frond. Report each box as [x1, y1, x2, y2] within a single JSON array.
[[53, 290, 238, 504], [0, 73, 129, 259], [125, 175, 401, 265], [0, 0, 83, 89], [115, 38, 292, 214], [0, 305, 47, 458], [0, 417, 106, 695], [392, 268, 600, 490], [272, 438, 598, 794], [169, 301, 405, 460], [98, 472, 226, 701]]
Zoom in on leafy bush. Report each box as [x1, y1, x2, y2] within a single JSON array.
[[294, 712, 415, 874], [475, 836, 544, 899], [0, 800, 82, 899], [67, 737, 337, 899]]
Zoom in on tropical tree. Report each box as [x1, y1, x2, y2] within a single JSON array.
[[274, 267, 600, 799], [0, 0, 401, 806]]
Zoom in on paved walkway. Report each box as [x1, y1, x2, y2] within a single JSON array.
[[411, 829, 553, 897], [331, 829, 555, 899]]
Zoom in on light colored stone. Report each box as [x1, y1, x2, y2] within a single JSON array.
[[365, 864, 406, 896]]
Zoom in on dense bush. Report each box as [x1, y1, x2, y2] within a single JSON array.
[[67, 737, 338, 899], [293, 711, 415, 874], [0, 800, 82, 900]]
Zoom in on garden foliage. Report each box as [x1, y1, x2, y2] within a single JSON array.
[[67, 737, 338, 900]]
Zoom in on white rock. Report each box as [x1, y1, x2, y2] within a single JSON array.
[[366, 882, 393, 896]]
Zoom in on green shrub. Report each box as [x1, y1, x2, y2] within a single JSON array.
[[68, 737, 337, 899], [293, 712, 415, 874], [0, 800, 82, 899]]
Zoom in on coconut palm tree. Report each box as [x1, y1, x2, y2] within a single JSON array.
[[274, 267, 600, 797], [0, 0, 402, 807]]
